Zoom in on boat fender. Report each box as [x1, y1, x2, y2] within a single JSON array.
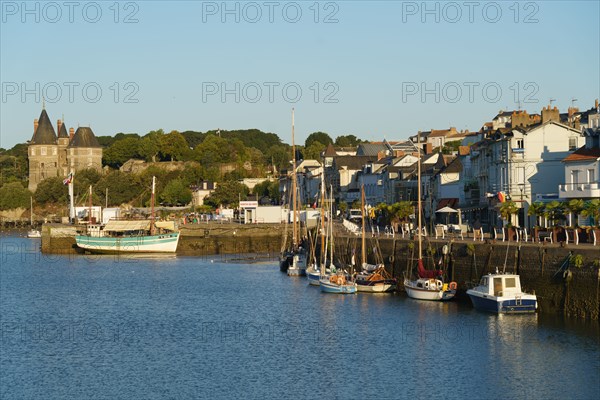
[[389, 255, 394, 262], [563, 269, 572, 282], [448, 282, 458, 290]]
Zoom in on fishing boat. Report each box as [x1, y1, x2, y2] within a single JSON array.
[[27, 196, 41, 238], [467, 272, 538, 314], [403, 133, 457, 301], [355, 186, 396, 293], [286, 109, 307, 276], [75, 177, 180, 254]]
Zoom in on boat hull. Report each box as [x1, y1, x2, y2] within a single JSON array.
[[404, 279, 455, 301], [75, 233, 180, 254], [356, 280, 396, 293], [467, 291, 538, 314], [319, 279, 357, 294]]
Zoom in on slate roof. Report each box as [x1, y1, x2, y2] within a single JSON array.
[[356, 143, 387, 156], [333, 155, 377, 170], [70, 127, 101, 148], [58, 121, 69, 138], [31, 109, 57, 144], [323, 143, 337, 157]]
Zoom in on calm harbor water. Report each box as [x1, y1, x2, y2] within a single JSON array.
[[1, 235, 599, 400]]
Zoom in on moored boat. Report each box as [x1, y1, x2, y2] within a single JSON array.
[[467, 272, 537, 314], [356, 265, 397, 293], [75, 177, 180, 254], [320, 273, 357, 294], [403, 133, 456, 301], [355, 186, 396, 293]]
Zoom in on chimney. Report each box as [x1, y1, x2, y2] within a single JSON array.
[[424, 143, 433, 155], [34, 119, 38, 134], [394, 150, 405, 158], [377, 150, 386, 161], [595, 99, 599, 110], [69, 127, 75, 140], [57, 119, 62, 134]]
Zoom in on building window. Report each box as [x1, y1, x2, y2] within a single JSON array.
[[31, 148, 35, 156], [571, 170, 579, 185], [589, 169, 596, 183], [52, 147, 57, 155], [516, 139, 524, 149], [568, 137, 577, 151], [41, 147, 47, 156]]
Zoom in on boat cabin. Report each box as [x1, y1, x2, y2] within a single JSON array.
[[477, 274, 523, 297], [416, 278, 443, 290]]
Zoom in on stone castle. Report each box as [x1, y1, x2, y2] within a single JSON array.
[[28, 108, 102, 191]]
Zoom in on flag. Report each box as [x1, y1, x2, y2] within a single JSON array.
[[63, 172, 73, 185], [497, 192, 506, 203]]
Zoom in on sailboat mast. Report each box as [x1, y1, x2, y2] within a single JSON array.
[[30, 196, 33, 226], [88, 185, 93, 223], [150, 176, 156, 236], [291, 108, 298, 250], [361, 185, 366, 266], [417, 132, 422, 260], [320, 171, 326, 267]]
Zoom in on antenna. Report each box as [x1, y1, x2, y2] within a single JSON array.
[[517, 100, 521, 111], [571, 98, 578, 107], [549, 98, 556, 106]]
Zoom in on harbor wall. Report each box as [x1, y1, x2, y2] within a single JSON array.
[[342, 236, 600, 320]]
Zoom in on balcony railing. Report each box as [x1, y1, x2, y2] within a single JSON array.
[[559, 182, 599, 191]]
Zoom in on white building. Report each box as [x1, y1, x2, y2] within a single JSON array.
[[559, 128, 600, 204]]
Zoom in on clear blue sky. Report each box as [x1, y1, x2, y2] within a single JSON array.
[[1, 0, 599, 149]]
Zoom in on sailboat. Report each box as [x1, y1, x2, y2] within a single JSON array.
[[286, 109, 307, 276], [306, 169, 329, 285], [75, 177, 180, 253], [320, 186, 356, 294], [27, 196, 41, 238], [355, 186, 396, 292], [403, 134, 457, 301]]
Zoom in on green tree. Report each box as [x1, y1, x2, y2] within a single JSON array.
[[73, 168, 102, 201], [527, 202, 545, 227], [543, 201, 565, 226], [139, 135, 160, 162], [34, 177, 68, 204], [159, 130, 191, 161], [582, 199, 600, 227], [204, 181, 249, 208], [338, 201, 348, 216], [160, 179, 192, 206], [0, 182, 32, 210], [252, 180, 279, 202], [499, 201, 519, 227], [303, 141, 326, 160], [305, 132, 333, 148], [335, 135, 362, 147], [95, 171, 144, 206], [566, 199, 585, 226], [103, 136, 142, 168]]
